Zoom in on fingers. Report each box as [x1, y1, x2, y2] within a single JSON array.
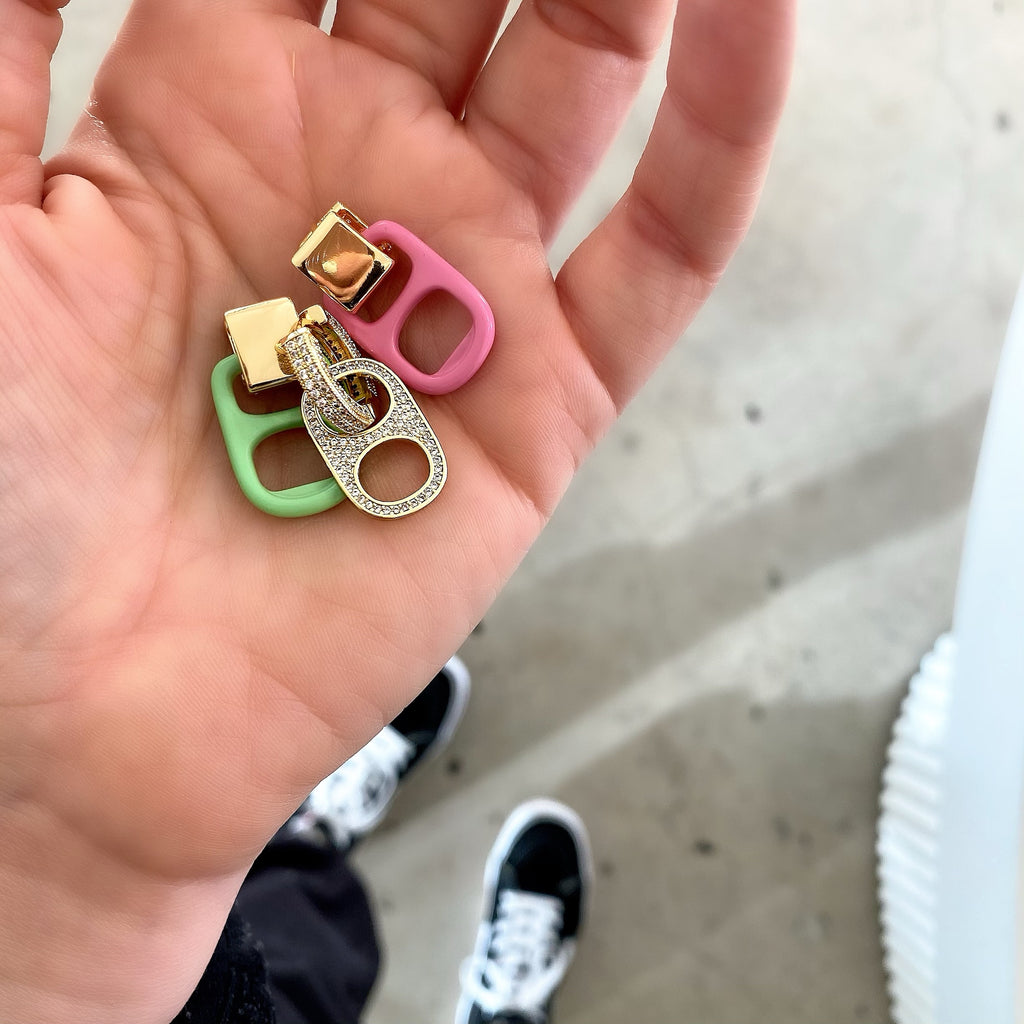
[[554, 0, 796, 408], [463, 0, 675, 241], [0, 0, 65, 206], [235, 0, 327, 18], [125, 0, 329, 25], [330, 0, 510, 113]]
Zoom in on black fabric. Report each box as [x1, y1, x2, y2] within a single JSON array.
[[237, 832, 382, 1024], [173, 829, 382, 1024], [171, 908, 275, 1024]]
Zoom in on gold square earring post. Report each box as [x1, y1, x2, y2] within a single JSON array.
[[292, 204, 394, 312]]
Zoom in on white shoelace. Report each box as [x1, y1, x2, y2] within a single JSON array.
[[303, 726, 415, 847], [460, 889, 574, 1023]]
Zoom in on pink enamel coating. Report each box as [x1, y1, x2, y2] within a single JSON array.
[[323, 221, 495, 395]]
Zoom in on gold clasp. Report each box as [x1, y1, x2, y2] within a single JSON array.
[[289, 306, 376, 409], [275, 320, 375, 436]]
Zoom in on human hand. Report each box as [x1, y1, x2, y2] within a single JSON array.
[[0, 0, 794, 1020]]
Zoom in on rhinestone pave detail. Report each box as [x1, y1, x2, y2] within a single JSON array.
[[279, 325, 374, 434], [300, 356, 447, 519]]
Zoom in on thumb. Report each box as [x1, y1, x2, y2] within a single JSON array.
[[0, 0, 66, 206]]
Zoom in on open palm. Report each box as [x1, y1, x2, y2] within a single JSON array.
[[0, 0, 793, 1020]]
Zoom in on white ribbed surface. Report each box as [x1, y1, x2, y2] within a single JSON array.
[[878, 633, 957, 1024]]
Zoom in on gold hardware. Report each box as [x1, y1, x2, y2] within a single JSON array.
[[278, 335, 447, 518], [224, 297, 301, 392], [294, 306, 375, 406], [224, 299, 375, 416], [292, 203, 394, 312], [275, 322, 375, 434]]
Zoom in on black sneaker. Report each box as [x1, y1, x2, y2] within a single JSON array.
[[292, 655, 470, 850], [456, 799, 592, 1024]]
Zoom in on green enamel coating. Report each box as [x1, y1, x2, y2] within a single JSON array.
[[210, 354, 345, 518]]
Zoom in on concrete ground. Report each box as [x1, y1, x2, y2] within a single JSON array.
[[47, 1, 1024, 1022]]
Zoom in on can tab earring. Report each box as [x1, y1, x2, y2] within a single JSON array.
[[212, 297, 447, 519], [293, 206, 495, 395], [282, 332, 447, 519]]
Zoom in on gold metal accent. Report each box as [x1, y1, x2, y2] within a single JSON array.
[[276, 323, 375, 433], [292, 204, 394, 312], [294, 306, 374, 406], [224, 300, 375, 420], [224, 298, 300, 392]]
